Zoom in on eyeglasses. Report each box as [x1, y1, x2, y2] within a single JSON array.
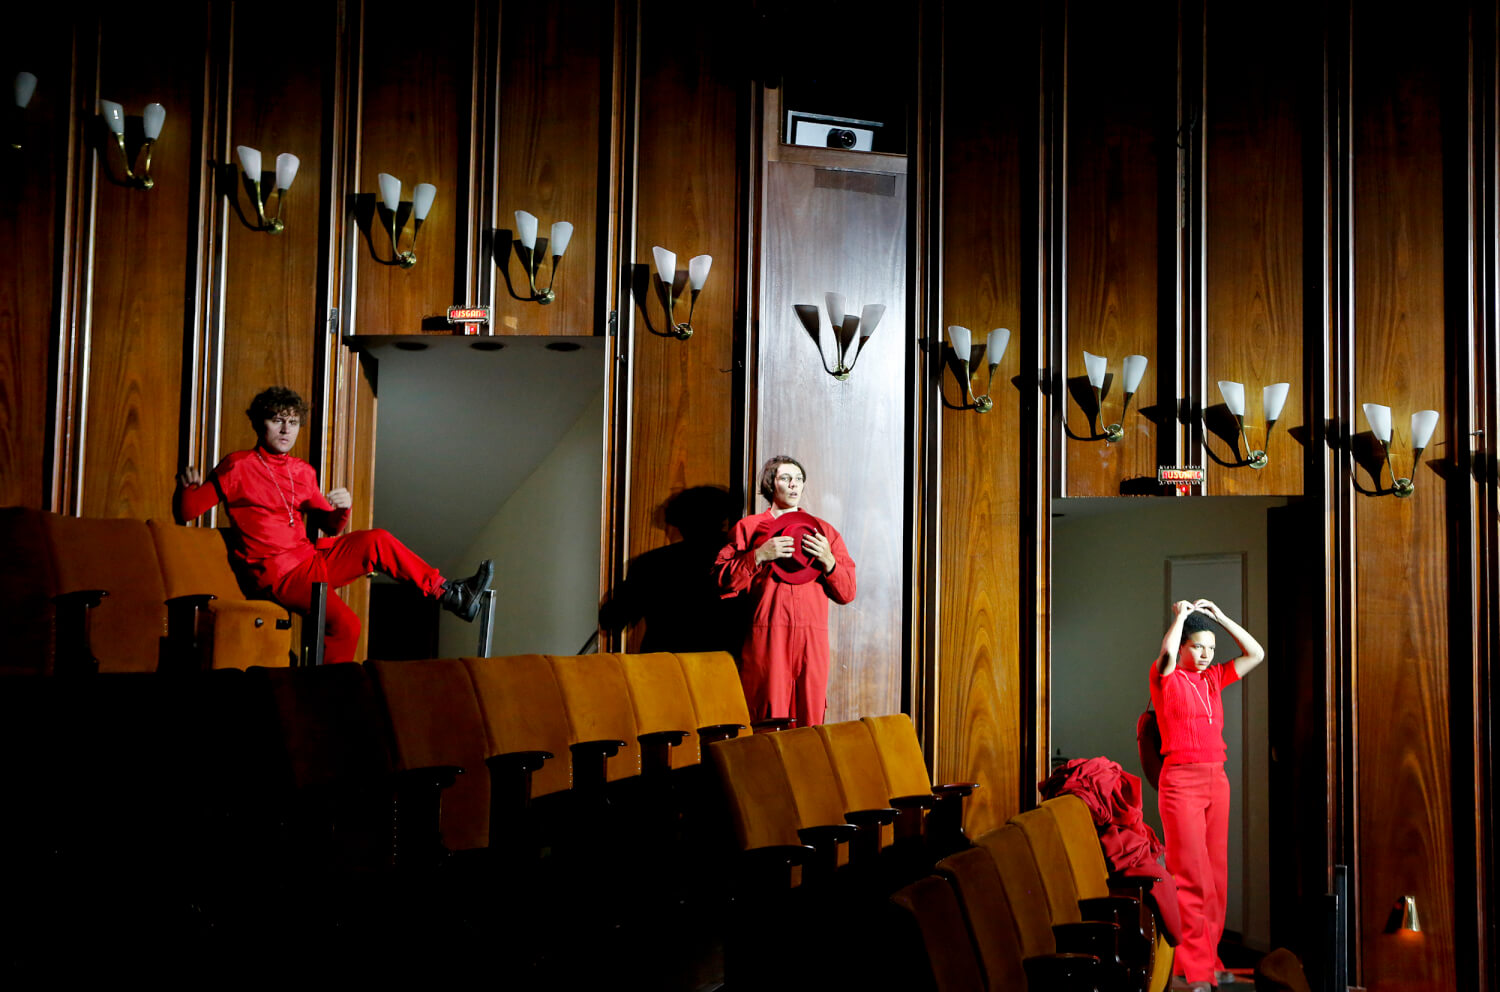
[[776, 474, 804, 484]]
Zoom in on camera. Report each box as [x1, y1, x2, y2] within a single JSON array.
[[785, 110, 880, 152], [826, 128, 857, 149]]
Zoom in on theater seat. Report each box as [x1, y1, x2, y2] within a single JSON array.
[[768, 727, 868, 870], [862, 713, 978, 854], [676, 650, 790, 735], [818, 720, 905, 849], [549, 653, 644, 799], [463, 654, 569, 840], [42, 513, 166, 673], [888, 874, 987, 992], [148, 520, 293, 670], [618, 651, 699, 773]]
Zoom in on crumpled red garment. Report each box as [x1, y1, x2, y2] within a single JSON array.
[[1039, 756, 1181, 944]]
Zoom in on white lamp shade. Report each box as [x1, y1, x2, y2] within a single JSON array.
[[825, 293, 846, 330], [1410, 410, 1439, 450], [236, 145, 262, 178], [378, 173, 402, 212], [411, 183, 436, 221], [1362, 403, 1393, 443], [946, 325, 972, 357], [1082, 351, 1107, 389], [274, 153, 300, 191], [986, 327, 1011, 368], [549, 221, 573, 257], [15, 72, 37, 109], [652, 245, 676, 284], [99, 99, 125, 135], [515, 210, 539, 250], [142, 103, 165, 140], [859, 303, 885, 336], [1263, 382, 1291, 422], [688, 254, 712, 291], [1121, 354, 1148, 393], [1217, 380, 1246, 417]]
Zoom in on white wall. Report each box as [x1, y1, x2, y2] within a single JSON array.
[[1052, 496, 1284, 952], [437, 388, 604, 658]]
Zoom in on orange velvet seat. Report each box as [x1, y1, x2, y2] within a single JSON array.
[[41, 513, 166, 673], [706, 732, 815, 876], [863, 713, 978, 852], [888, 874, 987, 992], [768, 727, 864, 869], [676, 650, 789, 737], [817, 720, 901, 848], [464, 653, 571, 799], [148, 520, 292, 670], [618, 651, 699, 771], [549, 652, 643, 793]]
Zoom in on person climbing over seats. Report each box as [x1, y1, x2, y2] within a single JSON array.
[[174, 385, 493, 664]]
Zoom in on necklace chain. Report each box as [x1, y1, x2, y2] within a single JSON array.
[[1186, 673, 1213, 724], [255, 450, 298, 527]]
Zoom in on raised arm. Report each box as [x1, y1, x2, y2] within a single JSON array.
[[1156, 600, 1198, 676], [174, 466, 218, 524], [1194, 599, 1266, 677]]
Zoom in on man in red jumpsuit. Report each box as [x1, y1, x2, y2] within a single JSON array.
[[174, 386, 493, 664], [714, 455, 856, 727], [1149, 598, 1265, 992]]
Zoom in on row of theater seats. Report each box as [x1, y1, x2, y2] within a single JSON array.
[[0, 507, 305, 674], [889, 796, 1175, 992]]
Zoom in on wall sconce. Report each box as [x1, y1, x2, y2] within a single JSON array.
[[235, 146, 299, 233], [1361, 403, 1439, 498], [375, 173, 435, 268], [650, 246, 712, 339], [1216, 380, 1290, 469], [1398, 895, 1421, 932], [795, 293, 884, 380], [1082, 351, 1147, 442], [99, 99, 165, 188], [514, 210, 573, 304], [945, 325, 1011, 413], [10, 72, 37, 150]]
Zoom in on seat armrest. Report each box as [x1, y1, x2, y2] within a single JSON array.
[[569, 738, 627, 800], [796, 823, 860, 882], [486, 749, 554, 812], [1108, 872, 1156, 894], [844, 806, 898, 862], [1052, 920, 1120, 962], [932, 782, 978, 798], [638, 729, 690, 777], [163, 594, 218, 672], [738, 843, 817, 894], [1021, 952, 1104, 992], [889, 793, 937, 810], [697, 722, 745, 746], [391, 764, 463, 866], [751, 717, 795, 733], [52, 589, 107, 675]]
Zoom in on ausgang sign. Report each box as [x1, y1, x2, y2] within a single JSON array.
[[1158, 465, 1205, 495], [446, 305, 490, 334]]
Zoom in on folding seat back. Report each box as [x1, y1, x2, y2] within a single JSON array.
[[464, 654, 573, 799], [549, 653, 642, 782], [861, 713, 934, 798], [706, 732, 802, 853], [42, 513, 166, 673], [148, 520, 292, 670], [818, 720, 898, 847], [619, 651, 700, 769], [935, 845, 1028, 992], [769, 727, 858, 868], [1013, 806, 1085, 925], [1043, 794, 1112, 900], [976, 825, 1060, 960], [888, 875, 987, 992], [675, 651, 753, 737], [367, 658, 491, 851]]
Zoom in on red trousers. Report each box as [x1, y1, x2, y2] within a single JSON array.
[[740, 623, 829, 728], [1158, 762, 1230, 984], [269, 529, 444, 664]]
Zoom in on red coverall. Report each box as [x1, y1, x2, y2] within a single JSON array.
[[1148, 659, 1242, 985], [714, 509, 856, 728], [178, 448, 446, 663]]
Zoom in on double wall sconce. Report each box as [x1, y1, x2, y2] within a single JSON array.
[[650, 246, 712, 339], [1362, 403, 1439, 498], [10, 72, 37, 149], [375, 173, 436, 268], [945, 325, 1011, 413], [235, 146, 300, 233], [514, 210, 573, 304], [99, 99, 165, 188], [795, 293, 885, 380], [1082, 351, 1147, 443], [1216, 380, 1290, 469]]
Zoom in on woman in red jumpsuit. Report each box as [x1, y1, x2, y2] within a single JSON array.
[[714, 456, 856, 728], [174, 386, 493, 664], [1149, 598, 1265, 991]]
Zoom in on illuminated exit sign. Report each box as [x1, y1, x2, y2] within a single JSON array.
[[1158, 465, 1205, 495], [447, 305, 490, 334]]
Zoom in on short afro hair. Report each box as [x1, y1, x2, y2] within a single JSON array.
[[1182, 612, 1217, 639], [758, 456, 806, 503], [247, 386, 309, 427]]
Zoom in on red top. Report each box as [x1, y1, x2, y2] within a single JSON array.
[[177, 448, 350, 589], [1148, 660, 1241, 766]]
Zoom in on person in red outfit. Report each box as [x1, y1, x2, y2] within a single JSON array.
[[1150, 598, 1265, 992], [174, 386, 493, 664], [714, 456, 856, 728]]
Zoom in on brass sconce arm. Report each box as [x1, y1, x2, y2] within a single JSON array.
[[373, 174, 436, 268], [1217, 380, 1289, 469], [99, 99, 166, 189], [1082, 351, 1147, 442], [946, 325, 1011, 413], [1361, 404, 1439, 498], [236, 146, 301, 233], [650, 247, 713, 339], [514, 210, 573, 303]]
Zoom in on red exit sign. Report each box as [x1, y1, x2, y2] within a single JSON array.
[[447, 305, 490, 323]]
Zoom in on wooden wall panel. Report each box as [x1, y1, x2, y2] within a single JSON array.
[[0, 16, 74, 509], [1352, 8, 1455, 988], [757, 156, 907, 722], [350, 0, 466, 335], [1062, 1, 1175, 496], [80, 9, 209, 520], [935, 2, 1029, 834], [490, 0, 610, 335], [1202, 0, 1307, 497], [215, 2, 335, 464], [621, 0, 743, 645]]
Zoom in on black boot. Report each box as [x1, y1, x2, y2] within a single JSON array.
[[440, 560, 494, 622]]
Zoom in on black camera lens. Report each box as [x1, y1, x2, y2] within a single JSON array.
[[826, 128, 857, 149]]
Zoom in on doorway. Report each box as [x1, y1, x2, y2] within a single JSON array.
[[1051, 495, 1287, 952]]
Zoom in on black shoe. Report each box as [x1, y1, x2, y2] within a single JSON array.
[[440, 560, 494, 622]]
